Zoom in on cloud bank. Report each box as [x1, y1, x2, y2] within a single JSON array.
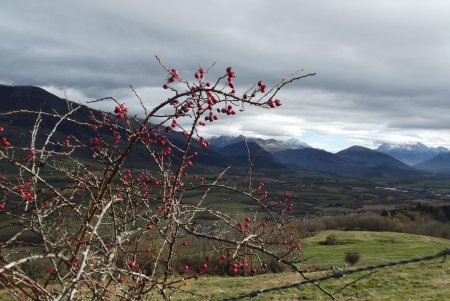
[[2, 0, 450, 150]]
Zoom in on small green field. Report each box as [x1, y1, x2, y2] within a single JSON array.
[[168, 230, 450, 300]]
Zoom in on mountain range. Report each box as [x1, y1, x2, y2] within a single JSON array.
[[377, 142, 448, 165], [208, 135, 310, 152], [1, 84, 450, 178]]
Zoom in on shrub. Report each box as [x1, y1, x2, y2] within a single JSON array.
[[320, 234, 338, 245], [0, 59, 316, 300], [345, 251, 361, 266]]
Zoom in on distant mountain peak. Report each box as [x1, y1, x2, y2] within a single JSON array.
[[378, 142, 430, 152], [337, 145, 409, 169], [377, 142, 448, 165], [286, 138, 311, 149], [208, 135, 310, 152]]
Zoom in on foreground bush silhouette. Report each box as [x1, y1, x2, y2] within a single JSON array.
[[0, 58, 319, 300]]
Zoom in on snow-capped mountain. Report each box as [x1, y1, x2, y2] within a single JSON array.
[[208, 135, 310, 152], [286, 138, 311, 149], [376, 142, 449, 165]]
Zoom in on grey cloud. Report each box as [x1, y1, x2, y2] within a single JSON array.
[[2, 0, 450, 149]]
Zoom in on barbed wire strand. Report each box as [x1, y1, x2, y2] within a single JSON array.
[[219, 248, 450, 301]]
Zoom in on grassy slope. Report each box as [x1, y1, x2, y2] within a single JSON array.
[[0, 231, 447, 300], [172, 230, 450, 300]]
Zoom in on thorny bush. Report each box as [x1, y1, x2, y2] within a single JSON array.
[[0, 57, 316, 300]]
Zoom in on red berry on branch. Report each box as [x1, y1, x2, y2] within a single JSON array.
[[91, 137, 100, 147], [128, 261, 137, 269], [171, 69, 179, 77]]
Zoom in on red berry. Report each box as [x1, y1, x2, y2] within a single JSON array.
[[163, 84, 168, 89], [183, 265, 189, 271], [128, 261, 136, 269], [171, 69, 179, 77], [1, 137, 11, 147], [91, 137, 100, 147]]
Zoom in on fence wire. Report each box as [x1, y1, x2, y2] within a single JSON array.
[[219, 248, 450, 301]]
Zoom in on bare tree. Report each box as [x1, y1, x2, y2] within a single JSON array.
[[0, 58, 323, 300]]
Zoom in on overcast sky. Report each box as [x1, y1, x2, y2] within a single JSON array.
[[1, 0, 450, 151]]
